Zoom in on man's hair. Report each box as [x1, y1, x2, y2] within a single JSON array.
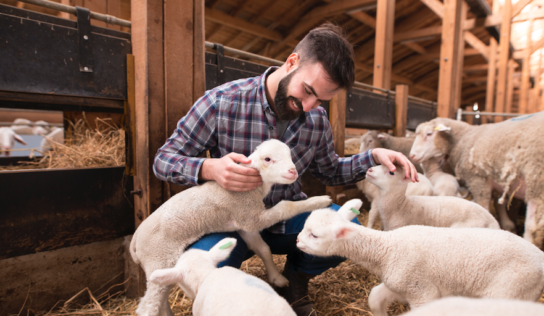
[[293, 22, 355, 90]]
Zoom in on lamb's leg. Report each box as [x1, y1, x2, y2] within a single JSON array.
[[368, 283, 405, 316], [524, 201, 539, 246], [466, 177, 492, 211], [238, 230, 289, 287], [367, 200, 379, 229], [495, 198, 516, 232], [258, 195, 332, 228], [136, 281, 172, 316]]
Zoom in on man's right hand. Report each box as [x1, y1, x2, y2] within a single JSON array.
[[200, 153, 263, 191]]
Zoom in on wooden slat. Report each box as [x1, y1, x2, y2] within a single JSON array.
[[464, 31, 489, 61], [194, 0, 206, 101], [349, 10, 376, 28], [465, 63, 490, 71], [205, 8, 283, 42], [325, 91, 347, 204], [485, 38, 498, 111], [506, 59, 516, 113], [419, 0, 444, 18], [514, 8, 544, 22], [437, 0, 464, 118], [302, 0, 377, 21], [512, 0, 534, 18], [519, 11, 533, 114], [394, 85, 409, 137], [453, 3, 467, 110], [495, 0, 512, 122], [373, 0, 396, 89]]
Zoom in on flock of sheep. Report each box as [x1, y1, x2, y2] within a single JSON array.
[[0, 118, 64, 155], [129, 112, 544, 316]]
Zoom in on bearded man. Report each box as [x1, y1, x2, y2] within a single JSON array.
[[153, 23, 417, 316]]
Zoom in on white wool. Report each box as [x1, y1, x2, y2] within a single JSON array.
[[297, 201, 544, 316], [0, 127, 26, 156], [403, 297, 544, 316], [419, 156, 461, 197]]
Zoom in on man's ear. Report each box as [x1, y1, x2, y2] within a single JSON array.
[[285, 53, 300, 72], [434, 124, 451, 132], [331, 224, 357, 240], [149, 267, 184, 286], [209, 238, 237, 266]]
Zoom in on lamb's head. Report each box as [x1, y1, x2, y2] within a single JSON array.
[[247, 139, 298, 185], [149, 238, 237, 299], [359, 130, 386, 153], [410, 119, 452, 163], [365, 165, 410, 192], [297, 199, 362, 257], [0, 127, 26, 156]]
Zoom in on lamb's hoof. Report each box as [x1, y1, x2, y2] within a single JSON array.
[[307, 195, 333, 210], [271, 274, 289, 288]]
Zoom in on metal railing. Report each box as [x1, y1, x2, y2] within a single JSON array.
[[456, 109, 522, 121]]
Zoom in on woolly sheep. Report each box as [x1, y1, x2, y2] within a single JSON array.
[[356, 173, 434, 229], [409, 114, 544, 246], [130, 139, 332, 316], [419, 156, 461, 197], [10, 118, 33, 135], [403, 297, 544, 316], [365, 165, 499, 230], [297, 200, 544, 316], [149, 238, 296, 316], [40, 127, 64, 152], [0, 127, 27, 156], [360, 131, 423, 173]]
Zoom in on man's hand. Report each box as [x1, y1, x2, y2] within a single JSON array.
[[200, 153, 263, 191], [371, 148, 419, 182]]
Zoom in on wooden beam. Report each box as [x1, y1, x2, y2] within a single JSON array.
[[394, 85, 409, 137], [326, 90, 347, 204], [205, 8, 283, 42], [485, 37, 498, 112], [373, 0, 396, 89], [465, 63, 489, 72], [495, 0, 512, 122], [519, 10, 533, 114], [419, 0, 444, 18], [437, 0, 464, 118], [512, 0, 534, 18], [453, 3, 467, 109], [506, 59, 516, 113], [464, 31, 489, 61], [302, 0, 377, 21], [514, 8, 544, 22], [403, 42, 427, 54], [349, 10, 376, 28]]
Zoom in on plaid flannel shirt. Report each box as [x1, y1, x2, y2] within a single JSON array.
[[153, 67, 376, 233]]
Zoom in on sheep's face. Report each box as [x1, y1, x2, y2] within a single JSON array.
[[250, 139, 298, 184], [410, 121, 450, 163], [365, 165, 409, 190], [359, 131, 384, 153], [297, 209, 338, 256]]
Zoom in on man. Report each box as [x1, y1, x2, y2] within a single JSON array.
[[154, 23, 418, 316]]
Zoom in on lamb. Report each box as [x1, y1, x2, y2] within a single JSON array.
[[0, 127, 27, 156], [419, 155, 461, 197], [359, 131, 423, 173], [130, 139, 332, 316], [10, 118, 33, 135], [40, 127, 64, 152], [409, 114, 544, 247], [356, 173, 434, 229], [403, 297, 544, 316], [296, 200, 544, 316], [365, 165, 499, 230], [149, 238, 296, 316]]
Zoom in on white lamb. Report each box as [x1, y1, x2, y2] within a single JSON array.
[[0, 127, 27, 156], [40, 127, 64, 152], [149, 238, 296, 316], [420, 156, 461, 197], [10, 118, 33, 135], [365, 165, 499, 230], [356, 173, 433, 229], [403, 297, 544, 316], [297, 199, 544, 316], [130, 139, 332, 316]]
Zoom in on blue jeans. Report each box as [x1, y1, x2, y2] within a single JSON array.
[[189, 204, 360, 275]]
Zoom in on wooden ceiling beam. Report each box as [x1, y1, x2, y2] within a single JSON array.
[[513, 0, 534, 18], [302, 0, 377, 21], [463, 31, 489, 61], [514, 8, 544, 22], [205, 8, 283, 42]]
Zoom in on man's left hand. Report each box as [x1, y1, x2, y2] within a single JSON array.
[[371, 148, 419, 182]]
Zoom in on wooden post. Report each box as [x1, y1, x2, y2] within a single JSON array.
[[495, 0, 512, 122], [535, 50, 543, 113], [453, 3, 467, 110], [373, 0, 395, 90], [486, 0, 500, 120], [394, 85, 409, 137], [506, 60, 515, 113], [130, 0, 205, 297], [437, 0, 464, 118], [326, 91, 347, 204], [519, 12, 533, 114]]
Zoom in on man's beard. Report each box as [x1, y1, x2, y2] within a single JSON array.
[[274, 70, 304, 121]]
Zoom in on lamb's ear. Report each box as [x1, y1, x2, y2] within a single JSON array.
[[149, 267, 184, 286], [434, 124, 451, 132], [331, 224, 357, 240], [13, 133, 27, 145], [377, 134, 386, 139], [209, 238, 237, 266], [337, 199, 363, 222]]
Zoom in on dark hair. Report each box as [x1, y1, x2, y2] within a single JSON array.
[[293, 22, 355, 90]]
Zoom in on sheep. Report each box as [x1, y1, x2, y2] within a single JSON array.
[[365, 165, 499, 231], [0, 127, 27, 156], [409, 114, 544, 246], [356, 173, 434, 229], [130, 139, 332, 316], [33, 120, 51, 135], [10, 118, 33, 135], [40, 127, 64, 152], [419, 156, 461, 197], [296, 200, 544, 316], [149, 238, 296, 316], [403, 297, 544, 316]]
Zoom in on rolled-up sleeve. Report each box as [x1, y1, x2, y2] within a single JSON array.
[[308, 116, 376, 186], [153, 91, 218, 186]]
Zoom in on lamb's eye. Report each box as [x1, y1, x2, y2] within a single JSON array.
[[389, 171, 394, 175], [310, 232, 318, 238], [264, 157, 271, 162], [426, 132, 432, 136]]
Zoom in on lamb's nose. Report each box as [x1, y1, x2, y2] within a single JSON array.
[[368, 168, 373, 173], [410, 154, 416, 160], [288, 168, 297, 176]]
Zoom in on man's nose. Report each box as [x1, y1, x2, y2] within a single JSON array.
[[302, 97, 319, 111]]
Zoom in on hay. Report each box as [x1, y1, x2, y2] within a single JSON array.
[[0, 118, 125, 171]]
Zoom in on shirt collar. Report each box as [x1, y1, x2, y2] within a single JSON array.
[[259, 66, 278, 113]]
